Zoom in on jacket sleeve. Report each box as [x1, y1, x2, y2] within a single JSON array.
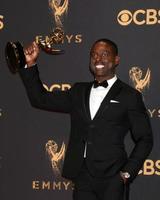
[[19, 65, 74, 113], [121, 91, 153, 183]]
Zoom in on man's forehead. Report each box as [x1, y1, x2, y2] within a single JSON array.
[[91, 41, 113, 51]]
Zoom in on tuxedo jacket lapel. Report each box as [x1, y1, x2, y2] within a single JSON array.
[[83, 78, 123, 122], [93, 78, 123, 120], [84, 82, 92, 121]]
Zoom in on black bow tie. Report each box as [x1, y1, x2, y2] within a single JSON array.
[[93, 80, 108, 88]]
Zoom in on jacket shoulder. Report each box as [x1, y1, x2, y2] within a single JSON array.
[[119, 79, 145, 108], [119, 79, 141, 96], [71, 81, 92, 89]]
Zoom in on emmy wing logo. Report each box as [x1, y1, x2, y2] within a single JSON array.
[[129, 66, 151, 92], [45, 139, 65, 177], [49, 0, 69, 27], [0, 108, 2, 117], [0, 15, 4, 30]]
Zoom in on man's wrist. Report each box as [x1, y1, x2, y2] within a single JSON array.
[[119, 171, 131, 184], [24, 63, 37, 68], [120, 171, 131, 179]]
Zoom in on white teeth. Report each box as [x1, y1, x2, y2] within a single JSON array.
[[95, 65, 104, 69]]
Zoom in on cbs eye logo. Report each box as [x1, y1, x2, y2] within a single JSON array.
[[117, 9, 160, 26], [117, 10, 132, 26]]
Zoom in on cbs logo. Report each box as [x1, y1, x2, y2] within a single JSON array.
[[117, 9, 160, 26], [43, 83, 71, 92], [0, 15, 4, 30], [139, 159, 160, 175]]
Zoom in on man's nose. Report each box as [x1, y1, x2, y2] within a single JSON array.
[[95, 54, 102, 62]]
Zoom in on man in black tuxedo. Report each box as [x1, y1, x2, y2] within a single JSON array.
[[19, 38, 153, 200]]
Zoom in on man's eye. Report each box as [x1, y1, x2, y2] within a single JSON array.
[[91, 51, 110, 59]]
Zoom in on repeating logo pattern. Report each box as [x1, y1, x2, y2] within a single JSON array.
[[0, 15, 4, 30], [49, 0, 69, 27], [117, 9, 160, 26], [129, 66, 151, 92], [45, 139, 65, 178]]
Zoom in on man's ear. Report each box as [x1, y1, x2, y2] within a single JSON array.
[[115, 56, 120, 66]]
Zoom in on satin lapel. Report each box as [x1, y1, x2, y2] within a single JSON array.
[[93, 78, 123, 121], [83, 82, 93, 122]]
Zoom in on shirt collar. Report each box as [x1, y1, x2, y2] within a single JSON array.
[[107, 74, 117, 88]]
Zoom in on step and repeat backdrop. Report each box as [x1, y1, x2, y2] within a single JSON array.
[[1, 0, 160, 200]]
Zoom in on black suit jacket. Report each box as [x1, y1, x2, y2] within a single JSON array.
[[19, 66, 153, 183]]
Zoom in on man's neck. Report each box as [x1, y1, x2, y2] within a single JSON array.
[[95, 74, 116, 83]]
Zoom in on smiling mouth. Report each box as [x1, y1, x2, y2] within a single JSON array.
[[95, 64, 104, 69]]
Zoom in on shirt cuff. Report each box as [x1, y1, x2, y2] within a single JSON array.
[[24, 63, 37, 68]]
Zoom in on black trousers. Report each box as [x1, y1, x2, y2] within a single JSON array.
[[72, 159, 130, 200]]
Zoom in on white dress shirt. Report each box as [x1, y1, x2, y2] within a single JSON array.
[[84, 75, 118, 157]]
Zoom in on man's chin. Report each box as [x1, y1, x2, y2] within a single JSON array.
[[94, 72, 106, 78], [95, 69, 105, 76]]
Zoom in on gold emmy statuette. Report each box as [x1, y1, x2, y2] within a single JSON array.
[[5, 0, 69, 73]]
